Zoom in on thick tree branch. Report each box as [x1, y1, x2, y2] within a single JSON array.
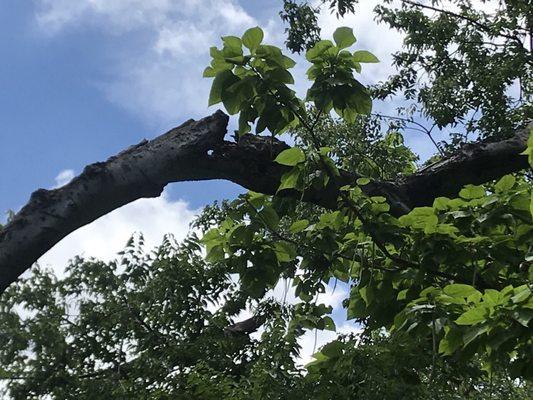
[[402, 126, 532, 207], [0, 111, 530, 294]]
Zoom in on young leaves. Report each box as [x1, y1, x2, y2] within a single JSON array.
[[305, 27, 376, 120], [333, 27, 356, 49], [205, 26, 377, 136], [274, 147, 305, 166], [352, 50, 379, 63], [242, 26, 264, 51], [204, 26, 299, 136]]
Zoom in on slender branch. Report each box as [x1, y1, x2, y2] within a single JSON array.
[[401, 0, 525, 43], [372, 112, 444, 156]]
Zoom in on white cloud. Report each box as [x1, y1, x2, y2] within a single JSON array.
[[33, 0, 408, 128], [37, 188, 199, 276], [36, 0, 178, 34], [34, 0, 260, 125], [53, 169, 75, 188], [35, 0, 256, 35], [155, 23, 212, 57]]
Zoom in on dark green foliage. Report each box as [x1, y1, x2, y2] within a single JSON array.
[[1, 231, 530, 399], [279, 0, 532, 147], [1, 6, 532, 397], [204, 26, 375, 136], [202, 26, 533, 381], [280, 1, 321, 53]]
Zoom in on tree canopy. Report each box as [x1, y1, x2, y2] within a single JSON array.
[[0, 1, 532, 398]]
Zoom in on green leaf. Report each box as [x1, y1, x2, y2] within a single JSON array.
[[208, 70, 239, 107], [459, 184, 485, 200], [520, 128, 533, 167], [206, 244, 225, 262], [511, 286, 531, 303], [255, 45, 284, 65], [221, 77, 249, 114], [277, 167, 302, 192], [443, 284, 481, 299], [281, 55, 296, 69], [346, 88, 372, 114], [455, 307, 487, 326], [267, 68, 294, 84], [322, 316, 336, 331], [247, 191, 267, 208], [242, 26, 263, 50], [397, 289, 408, 300], [439, 327, 463, 355], [289, 219, 309, 233], [201, 227, 221, 244], [433, 197, 451, 210], [513, 309, 533, 327], [260, 205, 279, 230], [221, 36, 242, 56], [495, 175, 516, 193], [333, 27, 356, 49], [347, 296, 366, 320], [274, 147, 305, 166], [399, 207, 438, 230], [321, 340, 344, 358], [203, 66, 216, 77], [483, 289, 502, 306], [357, 177, 370, 185], [274, 241, 296, 262], [530, 192, 533, 219], [306, 40, 334, 61], [210, 46, 223, 59], [352, 50, 379, 63], [463, 324, 489, 347], [360, 286, 374, 306], [228, 224, 253, 246]]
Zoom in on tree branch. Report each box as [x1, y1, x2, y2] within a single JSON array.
[[0, 111, 530, 294], [401, 0, 525, 43]]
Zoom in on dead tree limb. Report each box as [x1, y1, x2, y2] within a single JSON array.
[[0, 111, 530, 293]]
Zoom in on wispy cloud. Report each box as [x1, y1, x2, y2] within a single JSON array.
[[34, 0, 261, 125], [33, 0, 406, 128], [53, 169, 75, 188]]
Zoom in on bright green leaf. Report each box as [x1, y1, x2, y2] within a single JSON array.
[[274, 241, 296, 262], [290, 219, 309, 233], [444, 284, 481, 299], [242, 26, 263, 50], [459, 185, 485, 200], [278, 168, 302, 192], [352, 50, 379, 63], [495, 175, 516, 193], [274, 147, 305, 166], [455, 307, 487, 326], [333, 27, 356, 49]]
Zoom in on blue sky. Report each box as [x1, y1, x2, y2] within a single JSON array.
[[2, 0, 435, 217], [0, 1, 276, 213], [1, 0, 442, 362]]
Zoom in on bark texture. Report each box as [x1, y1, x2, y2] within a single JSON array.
[[0, 111, 530, 293]]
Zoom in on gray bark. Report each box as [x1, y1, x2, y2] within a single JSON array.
[[0, 111, 530, 293]]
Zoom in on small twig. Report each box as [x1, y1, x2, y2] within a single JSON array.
[[401, 0, 525, 43]]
